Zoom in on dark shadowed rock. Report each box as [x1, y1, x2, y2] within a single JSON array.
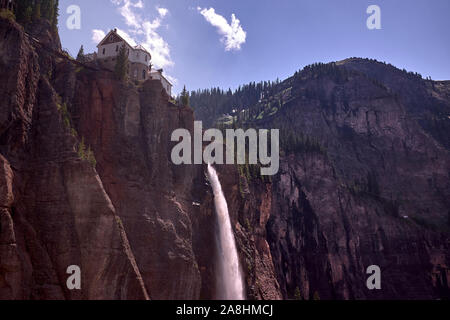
[[1, 12, 449, 301], [0, 17, 148, 300]]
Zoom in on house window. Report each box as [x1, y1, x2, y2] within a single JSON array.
[[116, 45, 119, 52], [102, 48, 106, 55], [110, 35, 114, 41], [142, 70, 146, 80], [145, 55, 147, 62]]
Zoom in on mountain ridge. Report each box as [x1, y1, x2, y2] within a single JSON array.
[[0, 12, 449, 300]]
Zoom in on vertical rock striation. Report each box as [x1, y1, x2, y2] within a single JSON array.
[[1, 12, 449, 301], [0, 17, 148, 300]]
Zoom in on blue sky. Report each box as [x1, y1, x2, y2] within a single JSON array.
[[58, 0, 450, 94]]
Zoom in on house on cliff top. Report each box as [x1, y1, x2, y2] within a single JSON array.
[[96, 28, 172, 96], [97, 29, 151, 81]]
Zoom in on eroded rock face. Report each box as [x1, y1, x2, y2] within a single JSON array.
[[0, 18, 148, 300], [261, 66, 450, 300], [193, 61, 450, 300], [338, 58, 450, 150], [268, 154, 449, 299], [64, 64, 284, 299], [207, 164, 282, 300], [1, 13, 449, 301], [69, 71, 202, 299], [0, 16, 218, 300]]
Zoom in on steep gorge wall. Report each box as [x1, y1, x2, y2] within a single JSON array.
[[0, 17, 148, 300], [191, 63, 450, 300], [1, 15, 449, 301], [65, 61, 283, 301], [68, 69, 203, 299], [268, 154, 449, 299], [254, 68, 450, 299], [0, 16, 280, 300]]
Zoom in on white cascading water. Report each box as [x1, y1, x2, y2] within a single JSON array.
[[207, 163, 245, 300]]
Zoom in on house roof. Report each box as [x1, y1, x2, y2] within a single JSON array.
[[97, 29, 152, 59], [96, 29, 131, 48], [134, 44, 150, 55]]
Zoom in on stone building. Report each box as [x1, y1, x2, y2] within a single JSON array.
[[96, 29, 151, 81], [150, 69, 172, 97]]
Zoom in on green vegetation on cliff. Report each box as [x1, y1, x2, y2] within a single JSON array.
[[16, 0, 59, 31], [114, 44, 129, 82], [0, 8, 15, 21]]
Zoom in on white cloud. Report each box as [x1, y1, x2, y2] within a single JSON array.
[[197, 7, 247, 51], [111, 0, 143, 29], [157, 7, 168, 18], [134, 0, 144, 9], [109, 0, 173, 69], [92, 29, 106, 44]]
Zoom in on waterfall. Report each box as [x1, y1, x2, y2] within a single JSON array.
[[207, 164, 245, 300]]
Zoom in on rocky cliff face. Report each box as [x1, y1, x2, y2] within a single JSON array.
[[240, 61, 450, 299], [192, 60, 450, 300], [0, 17, 149, 300], [0, 15, 210, 300], [1, 16, 449, 301], [0, 16, 279, 300], [68, 69, 203, 300]]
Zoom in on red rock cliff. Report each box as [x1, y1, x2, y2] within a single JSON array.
[[0, 16, 149, 300]]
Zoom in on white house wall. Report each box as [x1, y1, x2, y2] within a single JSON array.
[[129, 50, 151, 66], [98, 42, 131, 59], [150, 72, 172, 97], [98, 43, 150, 67]]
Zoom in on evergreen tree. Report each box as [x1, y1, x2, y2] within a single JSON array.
[[32, 2, 41, 21], [53, 0, 59, 28], [180, 85, 190, 107], [48, 0, 59, 30], [42, 0, 54, 20], [78, 137, 86, 159], [23, 6, 33, 24], [76, 45, 85, 62], [114, 44, 129, 81], [16, 0, 34, 25], [313, 291, 321, 300], [294, 287, 302, 300], [15, 0, 60, 32], [86, 146, 96, 168]]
